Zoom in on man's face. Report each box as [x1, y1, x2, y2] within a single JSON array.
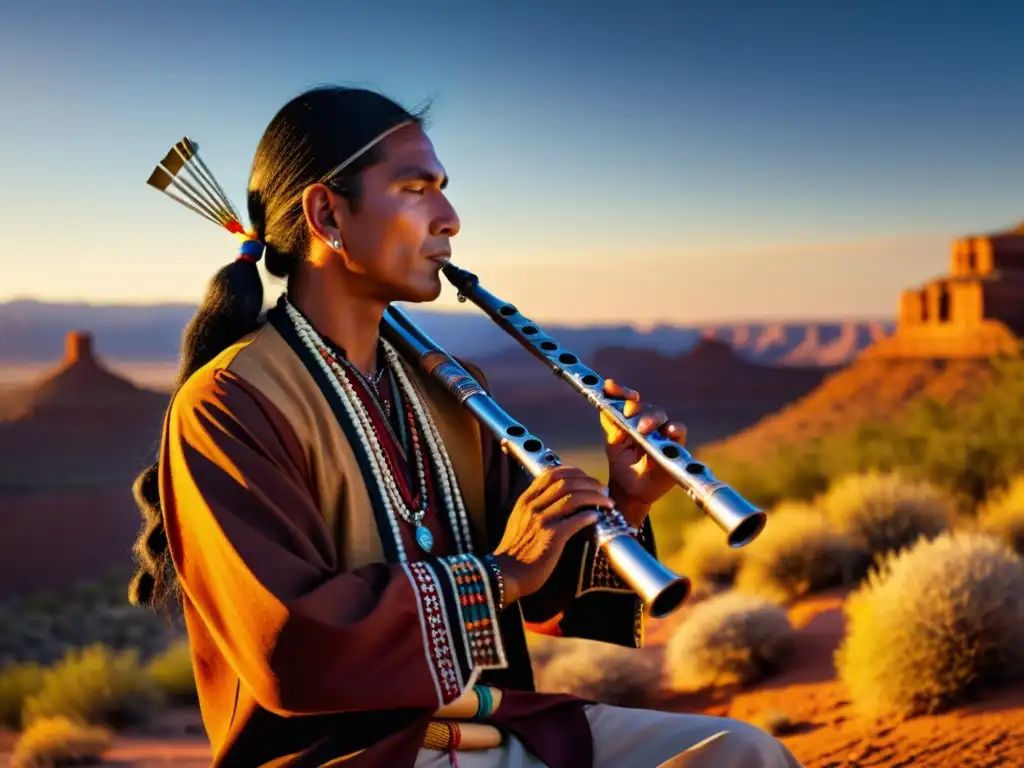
[[335, 124, 460, 303]]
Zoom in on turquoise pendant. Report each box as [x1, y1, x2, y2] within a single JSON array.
[[415, 525, 434, 553]]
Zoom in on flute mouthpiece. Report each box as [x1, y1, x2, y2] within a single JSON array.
[[441, 263, 477, 291]]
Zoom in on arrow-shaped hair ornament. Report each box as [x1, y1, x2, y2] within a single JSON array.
[[145, 137, 263, 261]]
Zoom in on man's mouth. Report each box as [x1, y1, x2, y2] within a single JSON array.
[[428, 253, 451, 265]]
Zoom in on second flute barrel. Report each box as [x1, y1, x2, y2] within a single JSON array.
[[600, 534, 692, 619]]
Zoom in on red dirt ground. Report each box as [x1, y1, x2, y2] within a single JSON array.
[[645, 589, 1024, 767], [3, 587, 1021, 766]]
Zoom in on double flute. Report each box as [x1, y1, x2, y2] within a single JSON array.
[[440, 263, 767, 550], [381, 305, 693, 619]]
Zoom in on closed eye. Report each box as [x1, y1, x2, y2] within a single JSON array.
[[392, 164, 449, 194]]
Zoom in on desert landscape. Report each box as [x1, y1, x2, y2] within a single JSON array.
[[3, 227, 1024, 766]]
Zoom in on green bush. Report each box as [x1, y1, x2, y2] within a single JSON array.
[[697, 353, 1024, 514], [818, 471, 952, 559], [665, 591, 796, 691], [734, 503, 864, 604], [145, 638, 197, 706], [976, 475, 1024, 555], [835, 531, 1024, 718], [0, 586, 184, 669], [21, 644, 163, 730], [668, 516, 745, 590], [0, 662, 46, 729], [11, 715, 112, 767]]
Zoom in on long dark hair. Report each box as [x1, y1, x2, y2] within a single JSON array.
[[129, 85, 428, 612]]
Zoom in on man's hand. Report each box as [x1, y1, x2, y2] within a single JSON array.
[[599, 378, 688, 527], [492, 466, 612, 604]]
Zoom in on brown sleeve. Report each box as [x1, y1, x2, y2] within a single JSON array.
[[160, 368, 508, 718]]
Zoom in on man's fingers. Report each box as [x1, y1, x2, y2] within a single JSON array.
[[555, 508, 602, 538], [530, 474, 605, 512], [661, 421, 688, 445], [636, 404, 669, 435], [604, 378, 640, 402], [520, 465, 586, 506], [538, 490, 613, 523]]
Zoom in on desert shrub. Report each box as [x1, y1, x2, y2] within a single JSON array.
[[696, 354, 1024, 515], [534, 638, 662, 708], [734, 502, 865, 604], [819, 471, 952, 558], [0, 662, 46, 729], [0, 587, 185, 668], [668, 516, 745, 590], [21, 644, 163, 730], [10, 716, 112, 767], [691, 449, 832, 510], [145, 638, 197, 705], [835, 531, 1024, 718], [976, 475, 1024, 555], [665, 591, 796, 691]]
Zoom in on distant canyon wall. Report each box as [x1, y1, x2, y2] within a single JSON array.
[[0, 300, 894, 368]]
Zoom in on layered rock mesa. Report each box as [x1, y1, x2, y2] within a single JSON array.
[[863, 224, 1024, 360], [703, 224, 1024, 460]]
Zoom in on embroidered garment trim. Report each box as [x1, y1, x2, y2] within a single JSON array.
[[403, 555, 508, 705]]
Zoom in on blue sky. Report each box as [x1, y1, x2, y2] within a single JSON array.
[[1, 0, 1023, 324]]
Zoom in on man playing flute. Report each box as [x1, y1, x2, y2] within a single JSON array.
[[131, 84, 803, 768]]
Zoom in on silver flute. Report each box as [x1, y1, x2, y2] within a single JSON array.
[[440, 263, 767, 549], [381, 304, 693, 619]]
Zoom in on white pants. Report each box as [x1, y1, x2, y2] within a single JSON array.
[[414, 703, 804, 768]]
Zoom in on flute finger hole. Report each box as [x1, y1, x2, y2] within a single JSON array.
[[660, 444, 681, 460], [558, 353, 578, 364], [523, 438, 542, 452]]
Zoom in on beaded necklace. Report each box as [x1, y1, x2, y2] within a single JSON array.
[[282, 298, 474, 561]]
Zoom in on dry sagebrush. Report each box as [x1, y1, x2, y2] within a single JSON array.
[[21, 644, 163, 730], [11, 716, 112, 767], [534, 638, 662, 708], [0, 662, 45, 730], [0, 594, 182, 668], [820, 471, 952, 558], [145, 638, 197, 706], [976, 475, 1024, 555], [835, 531, 1024, 718], [734, 502, 864, 604], [665, 591, 796, 691], [669, 516, 745, 590]]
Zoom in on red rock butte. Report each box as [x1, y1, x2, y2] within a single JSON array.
[[0, 330, 168, 425], [65, 329, 94, 364], [0, 330, 170, 596], [862, 223, 1024, 359]]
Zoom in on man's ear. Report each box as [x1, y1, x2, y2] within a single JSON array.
[[302, 183, 346, 250]]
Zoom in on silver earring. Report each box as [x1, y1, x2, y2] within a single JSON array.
[[331, 237, 340, 249]]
